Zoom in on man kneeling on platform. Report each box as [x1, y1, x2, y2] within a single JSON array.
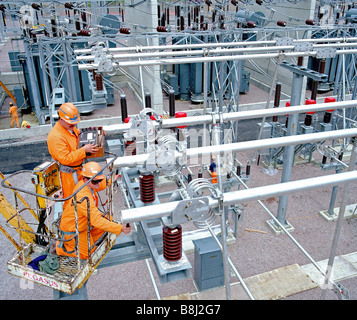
[[56, 161, 131, 260]]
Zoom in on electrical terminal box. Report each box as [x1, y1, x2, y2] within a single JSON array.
[[79, 126, 105, 158], [32, 161, 62, 209]]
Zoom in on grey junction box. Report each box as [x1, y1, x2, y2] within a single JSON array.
[[193, 236, 224, 291]]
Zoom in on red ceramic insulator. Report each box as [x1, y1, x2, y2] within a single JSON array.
[[163, 225, 182, 262], [140, 174, 155, 203], [124, 140, 136, 156], [119, 27, 131, 34], [95, 74, 103, 91]]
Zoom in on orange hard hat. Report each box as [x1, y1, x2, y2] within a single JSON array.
[[82, 162, 105, 180], [58, 102, 80, 124]]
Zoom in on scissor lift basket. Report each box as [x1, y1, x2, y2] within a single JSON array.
[[7, 232, 118, 294]]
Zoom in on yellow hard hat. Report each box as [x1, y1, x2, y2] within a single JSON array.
[[58, 102, 80, 124], [82, 162, 105, 180]]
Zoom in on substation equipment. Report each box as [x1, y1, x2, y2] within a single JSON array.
[[1, 1, 357, 300]]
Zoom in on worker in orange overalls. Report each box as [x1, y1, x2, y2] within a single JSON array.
[[47, 102, 98, 209], [9, 102, 20, 128], [56, 162, 131, 260]]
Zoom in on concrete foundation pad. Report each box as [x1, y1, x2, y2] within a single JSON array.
[[265, 219, 294, 235], [319, 203, 357, 222], [301, 252, 357, 286]]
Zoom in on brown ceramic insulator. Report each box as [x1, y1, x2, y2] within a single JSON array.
[[78, 29, 90, 36], [140, 174, 155, 203], [119, 27, 131, 34], [124, 140, 136, 156], [157, 26, 168, 32], [95, 74, 103, 91], [277, 20, 287, 27], [323, 112, 332, 124], [163, 225, 182, 262], [304, 114, 312, 126]]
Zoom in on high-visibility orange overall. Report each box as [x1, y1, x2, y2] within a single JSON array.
[[47, 121, 86, 208], [56, 180, 122, 260], [9, 105, 20, 128]]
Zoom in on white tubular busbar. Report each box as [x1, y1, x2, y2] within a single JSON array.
[[186, 128, 357, 158], [121, 170, 357, 224], [103, 100, 357, 134], [111, 128, 357, 168], [78, 48, 357, 70], [74, 38, 357, 57]]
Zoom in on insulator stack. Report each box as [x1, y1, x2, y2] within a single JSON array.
[[247, 21, 256, 28], [236, 165, 241, 176], [179, 16, 184, 31], [120, 27, 131, 34], [95, 74, 103, 91], [163, 225, 182, 262], [323, 112, 332, 124], [277, 20, 287, 27], [198, 169, 203, 178], [32, 3, 41, 10], [306, 19, 315, 25], [160, 14, 165, 27], [324, 97, 335, 124], [124, 140, 136, 156], [157, 26, 168, 32], [273, 82, 281, 122], [145, 92, 152, 109], [78, 29, 90, 36], [169, 89, 175, 117], [246, 163, 251, 177], [139, 174, 155, 203], [304, 114, 312, 126], [120, 94, 128, 123], [303, 99, 315, 126]]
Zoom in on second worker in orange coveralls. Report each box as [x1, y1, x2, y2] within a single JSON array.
[[9, 102, 20, 128], [56, 162, 131, 259], [47, 103, 98, 208]]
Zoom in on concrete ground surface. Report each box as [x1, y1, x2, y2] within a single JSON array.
[[0, 35, 357, 301]]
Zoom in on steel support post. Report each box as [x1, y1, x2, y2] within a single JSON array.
[[321, 137, 357, 300], [326, 169, 342, 217], [213, 124, 231, 300], [270, 71, 304, 232], [24, 40, 44, 125]]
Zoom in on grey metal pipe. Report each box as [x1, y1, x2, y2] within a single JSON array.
[[121, 170, 357, 223], [321, 138, 357, 299]]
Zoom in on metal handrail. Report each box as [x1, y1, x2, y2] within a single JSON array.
[[0, 151, 118, 203]]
